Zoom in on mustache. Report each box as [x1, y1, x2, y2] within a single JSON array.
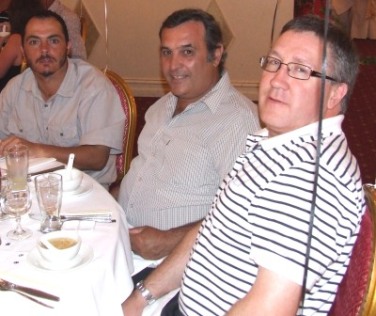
[[36, 55, 56, 63]]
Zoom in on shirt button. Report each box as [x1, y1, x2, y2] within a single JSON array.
[[44, 104, 48, 108]]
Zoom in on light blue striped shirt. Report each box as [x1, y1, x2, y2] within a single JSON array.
[[119, 72, 260, 229]]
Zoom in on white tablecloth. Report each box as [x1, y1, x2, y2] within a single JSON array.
[[0, 174, 134, 316]]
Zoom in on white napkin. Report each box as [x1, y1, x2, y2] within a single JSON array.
[[0, 157, 64, 174]]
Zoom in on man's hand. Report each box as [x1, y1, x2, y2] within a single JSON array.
[[130, 221, 201, 260], [130, 226, 177, 260], [122, 289, 146, 316], [0, 136, 41, 157]]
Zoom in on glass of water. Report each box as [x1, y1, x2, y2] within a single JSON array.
[[2, 185, 32, 240]]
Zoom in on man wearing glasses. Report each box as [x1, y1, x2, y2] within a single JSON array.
[[122, 15, 365, 316]]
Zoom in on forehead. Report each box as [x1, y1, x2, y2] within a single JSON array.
[[161, 20, 206, 47], [25, 17, 64, 37], [271, 30, 324, 66]]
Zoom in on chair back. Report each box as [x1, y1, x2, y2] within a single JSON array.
[[104, 69, 137, 184], [329, 184, 376, 316]]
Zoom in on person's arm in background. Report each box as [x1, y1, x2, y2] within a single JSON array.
[[0, 137, 110, 170], [0, 33, 23, 78]]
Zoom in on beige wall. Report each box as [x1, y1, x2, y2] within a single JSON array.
[[63, 0, 293, 100]]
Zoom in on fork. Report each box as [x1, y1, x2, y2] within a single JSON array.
[[0, 283, 54, 308], [0, 279, 59, 307]]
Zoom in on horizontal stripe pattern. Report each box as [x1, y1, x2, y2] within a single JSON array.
[[179, 116, 365, 316]]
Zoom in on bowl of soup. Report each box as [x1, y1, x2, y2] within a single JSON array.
[[37, 231, 81, 263]]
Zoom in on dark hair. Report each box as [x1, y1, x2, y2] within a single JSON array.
[[159, 8, 227, 74], [21, 10, 69, 43], [8, 0, 44, 34], [281, 15, 359, 113]]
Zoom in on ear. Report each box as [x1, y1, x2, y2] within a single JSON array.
[[327, 83, 348, 110], [212, 44, 224, 67], [66, 40, 72, 56]]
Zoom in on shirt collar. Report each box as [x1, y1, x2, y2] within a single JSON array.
[[21, 59, 75, 100], [248, 115, 345, 151]]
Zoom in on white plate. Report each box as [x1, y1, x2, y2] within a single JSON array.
[[63, 178, 93, 197], [27, 244, 93, 271]]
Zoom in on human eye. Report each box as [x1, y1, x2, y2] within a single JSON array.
[[289, 63, 311, 78], [182, 48, 194, 56], [160, 48, 172, 57], [27, 38, 40, 46], [48, 37, 61, 45], [267, 57, 280, 66]]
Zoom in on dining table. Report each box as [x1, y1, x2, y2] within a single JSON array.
[[0, 172, 135, 316]]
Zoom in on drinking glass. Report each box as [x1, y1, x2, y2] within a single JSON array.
[[5, 144, 29, 191], [2, 185, 32, 240], [34, 173, 63, 233], [0, 170, 11, 221]]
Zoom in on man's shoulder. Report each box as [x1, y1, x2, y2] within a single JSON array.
[[69, 59, 109, 84]]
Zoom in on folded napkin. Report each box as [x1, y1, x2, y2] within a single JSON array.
[[0, 157, 64, 175]]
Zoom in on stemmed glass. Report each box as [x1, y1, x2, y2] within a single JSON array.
[[0, 170, 11, 221], [2, 185, 32, 240]]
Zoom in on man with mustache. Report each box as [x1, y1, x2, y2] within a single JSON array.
[[117, 9, 260, 260], [0, 11, 125, 188]]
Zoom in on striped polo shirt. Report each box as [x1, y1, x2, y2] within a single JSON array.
[[179, 115, 365, 315]]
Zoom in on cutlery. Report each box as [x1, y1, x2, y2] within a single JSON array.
[[0, 278, 60, 302], [60, 214, 115, 223], [7, 289, 54, 308]]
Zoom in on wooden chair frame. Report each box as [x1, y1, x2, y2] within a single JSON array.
[[104, 69, 137, 184], [329, 183, 376, 316], [362, 184, 376, 315]]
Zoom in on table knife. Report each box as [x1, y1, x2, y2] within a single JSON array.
[[0, 279, 60, 301]]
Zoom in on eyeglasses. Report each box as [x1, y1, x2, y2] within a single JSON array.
[[260, 56, 338, 82]]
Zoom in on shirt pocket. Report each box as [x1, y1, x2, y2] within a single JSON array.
[[46, 121, 80, 147]]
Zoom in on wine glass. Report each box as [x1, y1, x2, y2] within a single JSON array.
[[0, 171, 11, 221], [2, 186, 32, 240]]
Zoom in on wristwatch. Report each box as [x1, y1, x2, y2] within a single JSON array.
[[135, 280, 156, 305]]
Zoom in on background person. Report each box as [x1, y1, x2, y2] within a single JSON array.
[[117, 8, 260, 260], [41, 0, 86, 59], [0, 0, 44, 91], [0, 10, 124, 188], [122, 14, 365, 316]]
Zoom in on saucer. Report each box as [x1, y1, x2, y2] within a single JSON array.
[[27, 244, 93, 271], [64, 178, 93, 197]]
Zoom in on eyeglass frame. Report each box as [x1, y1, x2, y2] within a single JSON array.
[[259, 56, 338, 82]]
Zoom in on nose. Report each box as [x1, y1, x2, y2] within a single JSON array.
[[167, 52, 183, 71], [269, 63, 290, 88], [40, 41, 49, 54]]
